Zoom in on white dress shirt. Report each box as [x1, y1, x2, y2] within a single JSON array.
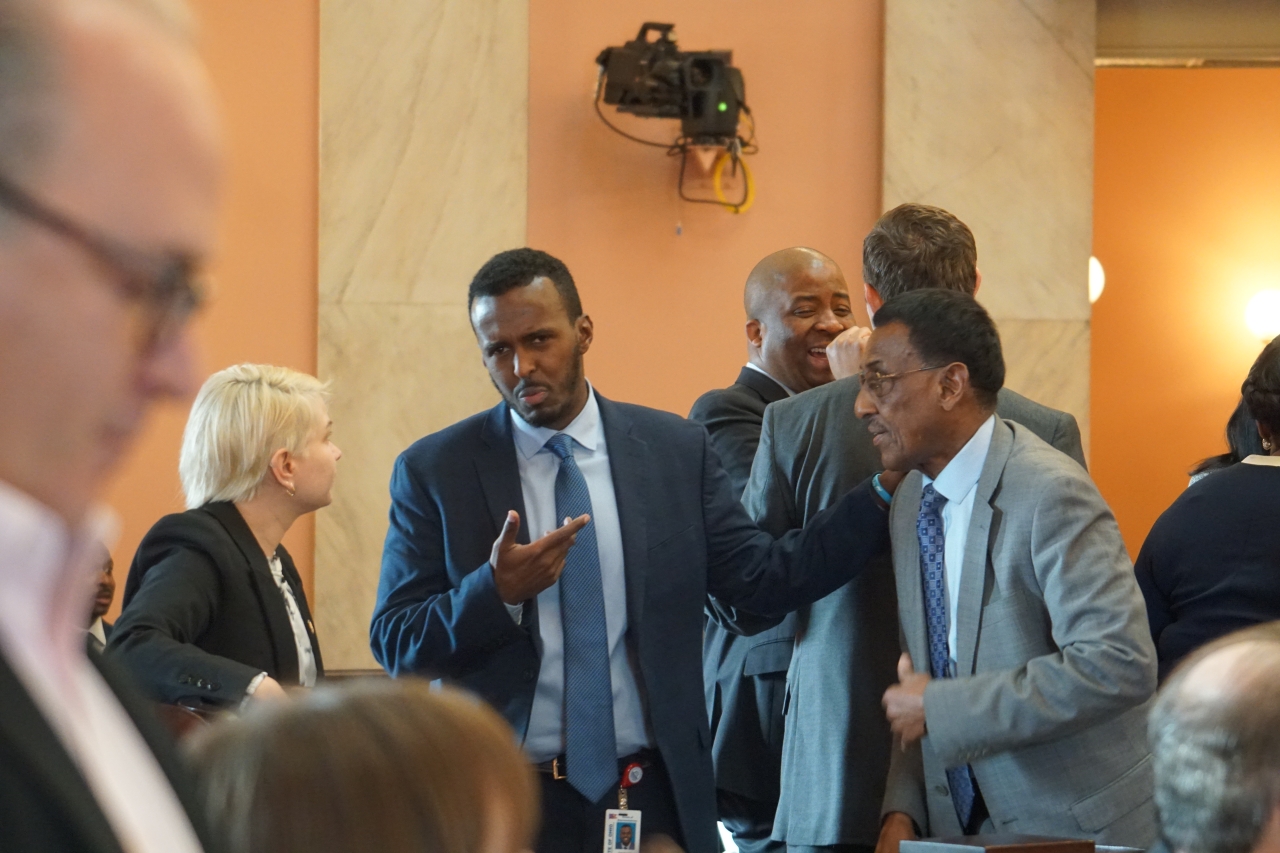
[[744, 362, 796, 396], [0, 480, 203, 853], [1242, 454, 1280, 467], [921, 415, 996, 669], [267, 554, 317, 686], [509, 384, 652, 762]]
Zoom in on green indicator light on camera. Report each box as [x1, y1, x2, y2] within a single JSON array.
[[718, 102, 728, 112]]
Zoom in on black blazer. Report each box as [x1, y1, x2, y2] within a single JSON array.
[[1136, 462, 1280, 680], [111, 501, 324, 708], [690, 366, 797, 804], [0, 646, 219, 853], [371, 392, 890, 853]]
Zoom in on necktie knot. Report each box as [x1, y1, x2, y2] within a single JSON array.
[[921, 483, 947, 516], [545, 433, 574, 462]]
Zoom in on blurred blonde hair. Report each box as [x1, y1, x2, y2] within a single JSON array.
[[188, 679, 539, 853], [179, 364, 327, 509]]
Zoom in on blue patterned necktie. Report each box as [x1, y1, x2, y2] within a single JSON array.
[[917, 483, 978, 832], [545, 433, 617, 803]]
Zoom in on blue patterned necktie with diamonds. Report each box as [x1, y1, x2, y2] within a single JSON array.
[[917, 483, 978, 832], [545, 433, 617, 803]]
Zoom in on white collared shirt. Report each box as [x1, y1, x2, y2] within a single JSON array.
[[509, 384, 651, 762], [922, 415, 996, 668], [1242, 454, 1280, 467], [0, 480, 203, 853], [267, 554, 317, 687], [744, 362, 796, 396]]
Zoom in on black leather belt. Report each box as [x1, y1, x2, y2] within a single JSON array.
[[534, 748, 661, 781]]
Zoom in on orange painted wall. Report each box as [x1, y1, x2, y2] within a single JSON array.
[[102, 1, 318, 615], [1092, 68, 1280, 556], [528, 3, 883, 415]]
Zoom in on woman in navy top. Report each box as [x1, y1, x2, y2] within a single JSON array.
[[1136, 338, 1280, 680]]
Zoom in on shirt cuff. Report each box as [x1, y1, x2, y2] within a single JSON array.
[[505, 601, 523, 623], [241, 672, 269, 710]]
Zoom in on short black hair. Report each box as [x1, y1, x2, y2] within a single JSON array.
[[873, 289, 1004, 408], [467, 248, 583, 320], [1243, 337, 1280, 435]]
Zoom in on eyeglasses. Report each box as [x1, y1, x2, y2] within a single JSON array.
[[0, 172, 206, 351], [857, 364, 947, 399]]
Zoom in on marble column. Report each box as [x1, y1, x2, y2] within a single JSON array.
[[884, 0, 1095, 452], [316, 0, 528, 669]]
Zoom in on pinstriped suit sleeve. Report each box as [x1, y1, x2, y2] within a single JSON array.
[[706, 403, 795, 634]]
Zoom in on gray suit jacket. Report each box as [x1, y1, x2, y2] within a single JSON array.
[[885, 418, 1156, 847], [741, 377, 1085, 847]]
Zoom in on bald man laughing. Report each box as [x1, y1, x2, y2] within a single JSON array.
[[691, 247, 856, 853]]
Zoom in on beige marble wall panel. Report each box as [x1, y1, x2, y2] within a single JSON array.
[[885, 0, 1094, 454], [320, 0, 529, 307], [316, 304, 499, 669], [999, 319, 1091, 457], [318, 0, 527, 670], [884, 0, 1095, 323]]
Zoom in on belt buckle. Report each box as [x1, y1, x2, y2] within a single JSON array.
[[552, 757, 566, 781]]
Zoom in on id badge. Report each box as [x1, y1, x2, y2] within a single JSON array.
[[604, 809, 641, 853]]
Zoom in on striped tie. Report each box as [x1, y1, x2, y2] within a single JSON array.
[[545, 433, 616, 802]]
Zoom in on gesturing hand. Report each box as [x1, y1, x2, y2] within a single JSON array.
[[826, 325, 872, 381], [882, 652, 930, 746], [491, 510, 590, 605]]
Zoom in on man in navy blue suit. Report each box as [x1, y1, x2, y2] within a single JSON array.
[[371, 248, 899, 853]]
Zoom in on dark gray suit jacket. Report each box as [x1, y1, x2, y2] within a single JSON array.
[[690, 366, 797, 804], [0, 647, 219, 853], [742, 376, 1085, 846]]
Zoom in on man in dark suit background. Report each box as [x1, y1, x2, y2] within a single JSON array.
[[690, 247, 856, 853], [87, 551, 116, 653], [0, 1, 223, 851], [372, 248, 902, 853], [741, 204, 1087, 853]]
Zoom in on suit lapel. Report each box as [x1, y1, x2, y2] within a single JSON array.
[[893, 472, 930, 671], [734, 366, 789, 405], [203, 502, 299, 683], [597, 395, 648, 633], [953, 418, 1015, 676], [475, 403, 536, 633], [476, 404, 531, 546], [0, 651, 124, 853]]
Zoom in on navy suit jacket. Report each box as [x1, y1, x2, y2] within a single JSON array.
[[690, 367, 797, 804], [370, 393, 890, 853]]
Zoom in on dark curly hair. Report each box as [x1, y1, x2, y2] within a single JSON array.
[[1242, 338, 1280, 437], [872, 288, 1003, 409], [467, 248, 582, 321]]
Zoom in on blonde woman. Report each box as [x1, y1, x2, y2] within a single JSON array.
[[189, 679, 539, 853], [110, 364, 340, 709]]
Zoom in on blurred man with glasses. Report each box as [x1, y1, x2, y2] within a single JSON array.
[[0, 0, 221, 850], [736, 204, 1085, 853]]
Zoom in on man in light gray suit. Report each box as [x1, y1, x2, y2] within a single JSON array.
[[737, 204, 1085, 853], [867, 289, 1157, 849]]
